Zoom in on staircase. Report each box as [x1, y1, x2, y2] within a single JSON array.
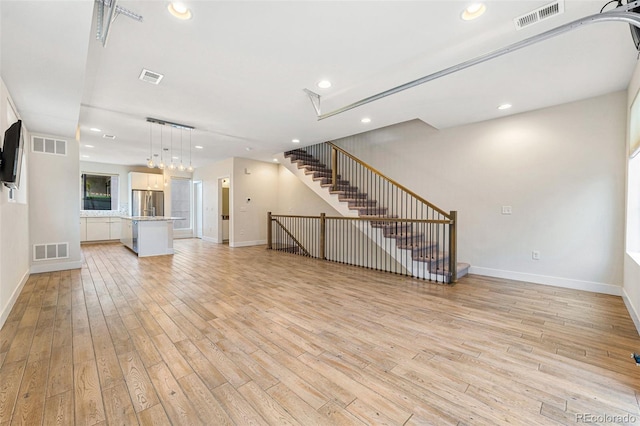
[[280, 144, 469, 283]]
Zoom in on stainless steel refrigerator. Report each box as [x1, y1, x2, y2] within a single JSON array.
[[132, 190, 164, 217]]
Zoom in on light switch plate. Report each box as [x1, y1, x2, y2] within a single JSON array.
[[501, 206, 512, 215]]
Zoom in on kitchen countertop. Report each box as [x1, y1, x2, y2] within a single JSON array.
[[121, 216, 184, 221], [80, 211, 127, 217]]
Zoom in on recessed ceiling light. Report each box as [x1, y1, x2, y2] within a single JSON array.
[[273, 158, 279, 162], [245, 147, 253, 151], [317, 80, 332, 89], [462, 3, 486, 21], [292, 139, 300, 143], [498, 103, 512, 110], [84, 144, 94, 148], [172, 156, 180, 160], [103, 134, 116, 139], [89, 128, 101, 132], [168, 2, 192, 20], [194, 145, 203, 149], [361, 117, 371, 123]]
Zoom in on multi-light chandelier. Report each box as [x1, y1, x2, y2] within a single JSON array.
[[146, 117, 194, 172]]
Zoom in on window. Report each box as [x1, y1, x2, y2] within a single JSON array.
[[171, 177, 191, 230], [81, 173, 119, 211]]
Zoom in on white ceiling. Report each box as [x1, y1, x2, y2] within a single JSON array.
[[1, 1, 638, 169]]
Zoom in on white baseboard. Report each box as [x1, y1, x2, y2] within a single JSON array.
[[229, 240, 266, 248], [201, 236, 219, 244], [622, 288, 640, 336], [469, 266, 622, 296], [0, 269, 30, 329], [30, 260, 82, 274]]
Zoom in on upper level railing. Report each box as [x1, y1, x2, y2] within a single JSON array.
[[269, 142, 458, 283]]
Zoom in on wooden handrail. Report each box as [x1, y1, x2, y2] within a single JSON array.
[[271, 214, 451, 224], [327, 142, 450, 218]]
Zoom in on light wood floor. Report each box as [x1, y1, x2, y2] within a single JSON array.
[[1, 240, 639, 425]]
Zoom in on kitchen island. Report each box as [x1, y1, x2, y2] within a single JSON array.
[[121, 216, 183, 257]]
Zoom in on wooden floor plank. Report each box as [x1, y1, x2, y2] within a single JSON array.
[[146, 362, 202, 425], [117, 351, 160, 413], [0, 240, 638, 425], [43, 390, 74, 426], [74, 359, 107, 425]]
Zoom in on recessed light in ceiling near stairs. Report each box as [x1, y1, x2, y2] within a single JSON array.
[[168, 2, 192, 20], [461, 3, 486, 21]]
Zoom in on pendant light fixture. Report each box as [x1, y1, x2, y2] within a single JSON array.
[[147, 122, 155, 168], [187, 129, 194, 172], [145, 117, 195, 170], [169, 126, 176, 170], [158, 124, 165, 169], [178, 128, 186, 171]]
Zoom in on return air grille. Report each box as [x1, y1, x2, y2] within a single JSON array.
[[32, 136, 67, 156], [139, 68, 164, 85], [33, 242, 69, 261], [514, 0, 564, 30]]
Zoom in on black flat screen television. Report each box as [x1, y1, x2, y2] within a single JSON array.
[[630, 2, 640, 50], [0, 120, 24, 189]]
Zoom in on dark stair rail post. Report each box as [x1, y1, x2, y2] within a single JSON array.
[[449, 210, 457, 283], [331, 146, 338, 191], [267, 211, 272, 249], [320, 213, 326, 260]]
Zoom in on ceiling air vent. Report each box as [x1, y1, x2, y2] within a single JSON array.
[[139, 68, 164, 85], [514, 0, 564, 31]]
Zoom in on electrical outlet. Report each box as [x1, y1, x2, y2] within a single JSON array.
[[501, 206, 512, 215], [532, 250, 540, 260]]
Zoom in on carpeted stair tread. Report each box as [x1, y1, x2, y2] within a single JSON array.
[[347, 200, 378, 208], [356, 207, 388, 215], [338, 194, 368, 201]]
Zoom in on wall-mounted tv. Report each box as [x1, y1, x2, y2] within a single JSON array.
[[629, 1, 640, 51], [0, 120, 24, 189]]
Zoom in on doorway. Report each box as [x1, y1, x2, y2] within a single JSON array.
[[193, 180, 203, 239], [218, 177, 230, 244]]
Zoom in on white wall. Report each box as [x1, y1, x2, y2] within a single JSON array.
[[0, 79, 30, 328], [29, 130, 81, 273], [231, 158, 279, 247], [334, 91, 627, 294], [624, 63, 640, 334], [276, 166, 340, 216]]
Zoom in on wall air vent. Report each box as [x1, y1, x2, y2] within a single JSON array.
[[514, 0, 564, 31], [33, 243, 69, 261], [139, 68, 164, 85], [32, 136, 67, 156]]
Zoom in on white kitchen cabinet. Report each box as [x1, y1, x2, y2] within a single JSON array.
[[109, 218, 121, 240], [130, 172, 162, 191], [86, 218, 110, 241], [80, 218, 87, 242], [84, 217, 122, 241]]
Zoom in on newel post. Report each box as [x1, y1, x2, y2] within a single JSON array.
[[449, 211, 458, 283], [320, 213, 326, 260], [267, 211, 272, 250]]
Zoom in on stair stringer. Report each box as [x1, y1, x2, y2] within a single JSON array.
[[280, 153, 453, 282]]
